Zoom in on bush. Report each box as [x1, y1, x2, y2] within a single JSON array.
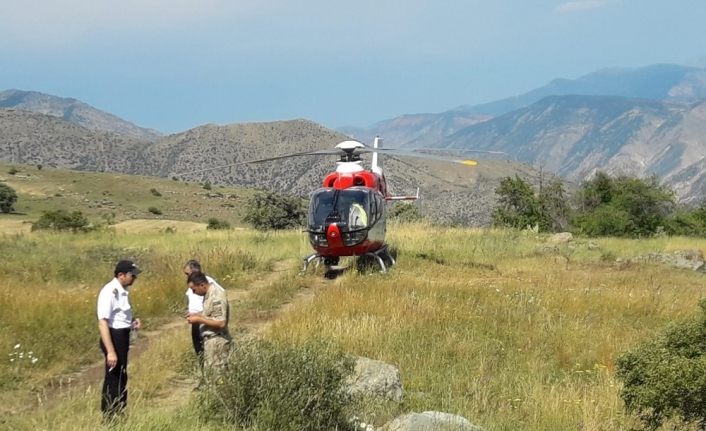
[[203, 182, 212, 191], [0, 183, 18, 213], [574, 173, 675, 237], [7, 167, 18, 175], [389, 202, 422, 223], [243, 191, 306, 231], [150, 188, 162, 197], [493, 175, 548, 231], [148, 206, 163, 215], [31, 210, 92, 232], [196, 339, 355, 431], [616, 299, 706, 429], [207, 218, 230, 230]]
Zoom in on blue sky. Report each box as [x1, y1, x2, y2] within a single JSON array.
[[1, 0, 705, 133]]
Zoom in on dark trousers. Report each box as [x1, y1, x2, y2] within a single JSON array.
[[191, 323, 204, 365], [99, 328, 130, 417]]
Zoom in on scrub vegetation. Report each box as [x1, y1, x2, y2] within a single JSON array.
[[1, 223, 705, 430], [2, 166, 706, 430]]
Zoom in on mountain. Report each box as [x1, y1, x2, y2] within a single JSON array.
[[437, 95, 706, 204], [0, 89, 162, 141], [343, 64, 706, 148], [339, 112, 492, 148], [0, 109, 147, 172], [0, 109, 546, 225], [454, 63, 706, 116]]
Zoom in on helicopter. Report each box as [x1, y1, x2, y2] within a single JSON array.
[[247, 137, 484, 274], [187, 136, 497, 274]]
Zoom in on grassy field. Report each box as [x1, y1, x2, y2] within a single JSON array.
[[2, 163, 706, 430], [0, 161, 260, 227], [1, 221, 704, 430]]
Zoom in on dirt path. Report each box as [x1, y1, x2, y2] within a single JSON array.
[[16, 259, 331, 414]]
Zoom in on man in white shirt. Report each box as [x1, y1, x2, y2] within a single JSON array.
[[96, 260, 142, 420], [183, 259, 225, 364]]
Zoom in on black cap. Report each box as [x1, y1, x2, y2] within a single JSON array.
[[115, 260, 142, 276]]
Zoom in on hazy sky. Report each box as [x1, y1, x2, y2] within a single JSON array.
[[1, 0, 705, 133]]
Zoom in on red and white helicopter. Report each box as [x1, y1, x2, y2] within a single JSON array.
[[302, 137, 418, 273], [242, 137, 486, 274], [189, 136, 496, 274]]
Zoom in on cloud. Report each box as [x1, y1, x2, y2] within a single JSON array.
[[554, 1, 608, 14]]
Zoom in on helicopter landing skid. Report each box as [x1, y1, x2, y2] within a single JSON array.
[[300, 246, 395, 276], [361, 245, 395, 273]]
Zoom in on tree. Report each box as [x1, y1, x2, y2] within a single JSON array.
[[0, 183, 18, 213], [573, 173, 675, 237], [31, 210, 92, 232], [493, 175, 548, 230], [243, 191, 306, 230], [539, 177, 571, 232]]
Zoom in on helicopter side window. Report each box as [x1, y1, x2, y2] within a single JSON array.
[[368, 193, 377, 223]]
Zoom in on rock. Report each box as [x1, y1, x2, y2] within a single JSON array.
[[378, 411, 485, 431], [548, 232, 573, 244], [632, 249, 705, 272], [346, 357, 403, 403]]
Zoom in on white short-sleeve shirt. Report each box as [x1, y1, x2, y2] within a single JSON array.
[[97, 278, 133, 329], [186, 275, 225, 314]]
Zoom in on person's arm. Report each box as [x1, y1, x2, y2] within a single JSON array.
[[187, 293, 227, 329], [186, 314, 226, 329], [98, 319, 118, 368]]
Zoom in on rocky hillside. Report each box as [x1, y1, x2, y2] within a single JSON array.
[[437, 95, 706, 204], [0, 89, 162, 141], [0, 110, 543, 225]]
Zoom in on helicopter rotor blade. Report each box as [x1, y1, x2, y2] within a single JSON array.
[[181, 148, 344, 176]]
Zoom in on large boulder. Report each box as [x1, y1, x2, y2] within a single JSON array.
[[346, 356, 403, 402], [378, 411, 485, 431]]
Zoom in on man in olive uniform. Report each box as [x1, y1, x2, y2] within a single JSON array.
[[185, 271, 231, 374]]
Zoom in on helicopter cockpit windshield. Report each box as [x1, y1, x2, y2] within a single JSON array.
[[309, 188, 371, 232]]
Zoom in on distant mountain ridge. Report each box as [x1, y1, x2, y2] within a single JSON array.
[[0, 89, 162, 141], [438, 95, 706, 204], [454, 63, 706, 116], [344, 64, 706, 148], [0, 110, 541, 225]]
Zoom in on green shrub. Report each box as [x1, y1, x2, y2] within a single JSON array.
[[243, 191, 306, 231], [207, 218, 230, 230], [148, 206, 163, 215], [616, 299, 706, 429], [389, 202, 422, 223], [0, 183, 18, 213], [196, 339, 355, 431], [203, 182, 212, 191], [31, 210, 92, 232], [493, 175, 549, 231]]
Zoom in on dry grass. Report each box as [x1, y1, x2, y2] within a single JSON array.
[[265, 224, 706, 430], [3, 223, 706, 430]]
